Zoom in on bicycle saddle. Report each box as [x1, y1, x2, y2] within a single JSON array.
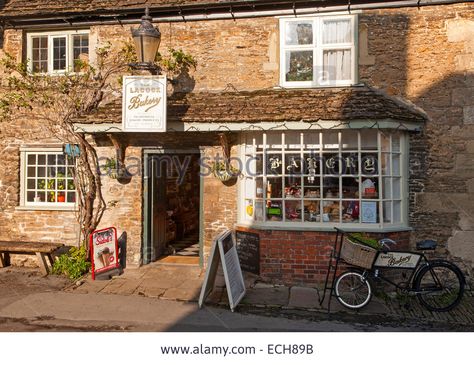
[[416, 239, 437, 250]]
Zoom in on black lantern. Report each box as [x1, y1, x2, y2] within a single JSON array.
[[130, 7, 161, 72]]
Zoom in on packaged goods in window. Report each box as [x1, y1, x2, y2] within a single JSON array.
[[342, 200, 360, 222], [304, 201, 320, 222]]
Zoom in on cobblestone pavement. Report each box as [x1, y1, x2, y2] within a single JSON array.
[[65, 263, 474, 329]]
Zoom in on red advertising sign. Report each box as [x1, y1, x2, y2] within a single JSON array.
[[90, 227, 119, 280]]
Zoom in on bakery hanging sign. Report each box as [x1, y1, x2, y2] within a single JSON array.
[[122, 75, 167, 132]]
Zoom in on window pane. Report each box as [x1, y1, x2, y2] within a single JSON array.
[[392, 134, 401, 152], [323, 49, 351, 82], [285, 21, 313, 45], [304, 200, 320, 222], [31, 36, 48, 73], [361, 153, 378, 175], [53, 37, 67, 70], [67, 192, 76, 203], [256, 177, 264, 198], [323, 200, 340, 222], [284, 176, 302, 198], [361, 177, 378, 199], [393, 177, 401, 199], [323, 176, 340, 198], [383, 201, 392, 223], [382, 153, 391, 175], [381, 133, 390, 152], [27, 154, 36, 165], [267, 153, 283, 175], [342, 177, 358, 198], [27, 191, 36, 202], [285, 50, 313, 82], [67, 179, 75, 191], [361, 130, 378, 150], [303, 176, 320, 198], [285, 200, 302, 222], [342, 201, 359, 223], [267, 177, 282, 198], [27, 179, 35, 189], [342, 130, 358, 150], [361, 201, 378, 223], [285, 154, 302, 175], [322, 19, 351, 44], [323, 153, 340, 175], [393, 201, 402, 223], [341, 153, 358, 175], [254, 201, 264, 222], [27, 166, 35, 177], [285, 132, 301, 150], [73, 34, 89, 72], [382, 177, 391, 199], [392, 154, 400, 175], [303, 153, 321, 176], [37, 155, 46, 165], [267, 201, 282, 221]]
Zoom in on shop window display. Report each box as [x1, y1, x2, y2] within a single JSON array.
[[242, 131, 406, 228]]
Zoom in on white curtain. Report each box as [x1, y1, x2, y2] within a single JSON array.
[[323, 19, 351, 44], [323, 49, 351, 81]]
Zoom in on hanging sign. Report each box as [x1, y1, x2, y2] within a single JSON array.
[[90, 227, 120, 280], [199, 230, 246, 312], [122, 75, 167, 132]]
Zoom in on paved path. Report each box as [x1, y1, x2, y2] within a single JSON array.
[[2, 265, 473, 331]]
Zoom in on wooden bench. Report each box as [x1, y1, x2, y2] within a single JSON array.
[[0, 241, 64, 276]]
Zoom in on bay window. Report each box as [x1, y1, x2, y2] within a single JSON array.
[[240, 130, 408, 229], [280, 15, 357, 87]]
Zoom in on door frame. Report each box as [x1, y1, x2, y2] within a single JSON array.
[[142, 148, 203, 266]]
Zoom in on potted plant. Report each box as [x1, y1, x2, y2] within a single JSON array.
[[104, 157, 118, 179], [211, 161, 240, 182]]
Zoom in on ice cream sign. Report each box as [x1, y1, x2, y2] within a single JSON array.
[[90, 227, 120, 280], [122, 75, 167, 132]]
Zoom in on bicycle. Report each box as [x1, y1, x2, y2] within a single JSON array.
[[332, 228, 465, 312]]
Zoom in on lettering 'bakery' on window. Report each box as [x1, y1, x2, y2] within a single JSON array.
[[27, 30, 89, 74], [241, 131, 406, 228], [280, 15, 357, 87]]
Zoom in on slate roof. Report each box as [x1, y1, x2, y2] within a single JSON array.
[[73, 86, 427, 125]]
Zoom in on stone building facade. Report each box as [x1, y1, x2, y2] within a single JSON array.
[[0, 0, 473, 284]]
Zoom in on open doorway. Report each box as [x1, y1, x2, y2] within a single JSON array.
[[143, 150, 201, 265]]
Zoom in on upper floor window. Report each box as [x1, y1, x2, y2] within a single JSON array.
[[27, 30, 89, 74], [279, 15, 357, 88]]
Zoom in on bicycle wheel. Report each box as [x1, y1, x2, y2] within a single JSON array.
[[335, 271, 372, 309], [414, 261, 465, 312]]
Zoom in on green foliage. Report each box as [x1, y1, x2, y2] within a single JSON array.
[[348, 232, 382, 250], [52, 246, 91, 280]]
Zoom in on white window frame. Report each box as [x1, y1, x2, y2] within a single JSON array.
[[20, 146, 77, 209], [279, 14, 358, 88], [238, 130, 409, 230], [26, 30, 90, 74]]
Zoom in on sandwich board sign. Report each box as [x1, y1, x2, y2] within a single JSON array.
[[199, 229, 246, 312], [89, 227, 120, 280]]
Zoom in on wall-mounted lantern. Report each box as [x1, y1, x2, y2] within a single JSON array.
[[130, 7, 161, 73]]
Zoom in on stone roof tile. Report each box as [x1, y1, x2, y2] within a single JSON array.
[[73, 86, 427, 125]]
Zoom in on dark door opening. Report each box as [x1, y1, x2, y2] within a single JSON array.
[[144, 152, 201, 265]]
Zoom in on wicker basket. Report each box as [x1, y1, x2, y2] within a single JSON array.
[[340, 236, 377, 269]]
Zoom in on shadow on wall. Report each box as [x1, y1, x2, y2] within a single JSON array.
[[410, 72, 474, 270], [118, 231, 127, 269]]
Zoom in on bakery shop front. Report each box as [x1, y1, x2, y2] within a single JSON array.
[[74, 86, 425, 285]]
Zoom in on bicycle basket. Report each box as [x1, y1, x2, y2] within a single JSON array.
[[340, 236, 377, 269]]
